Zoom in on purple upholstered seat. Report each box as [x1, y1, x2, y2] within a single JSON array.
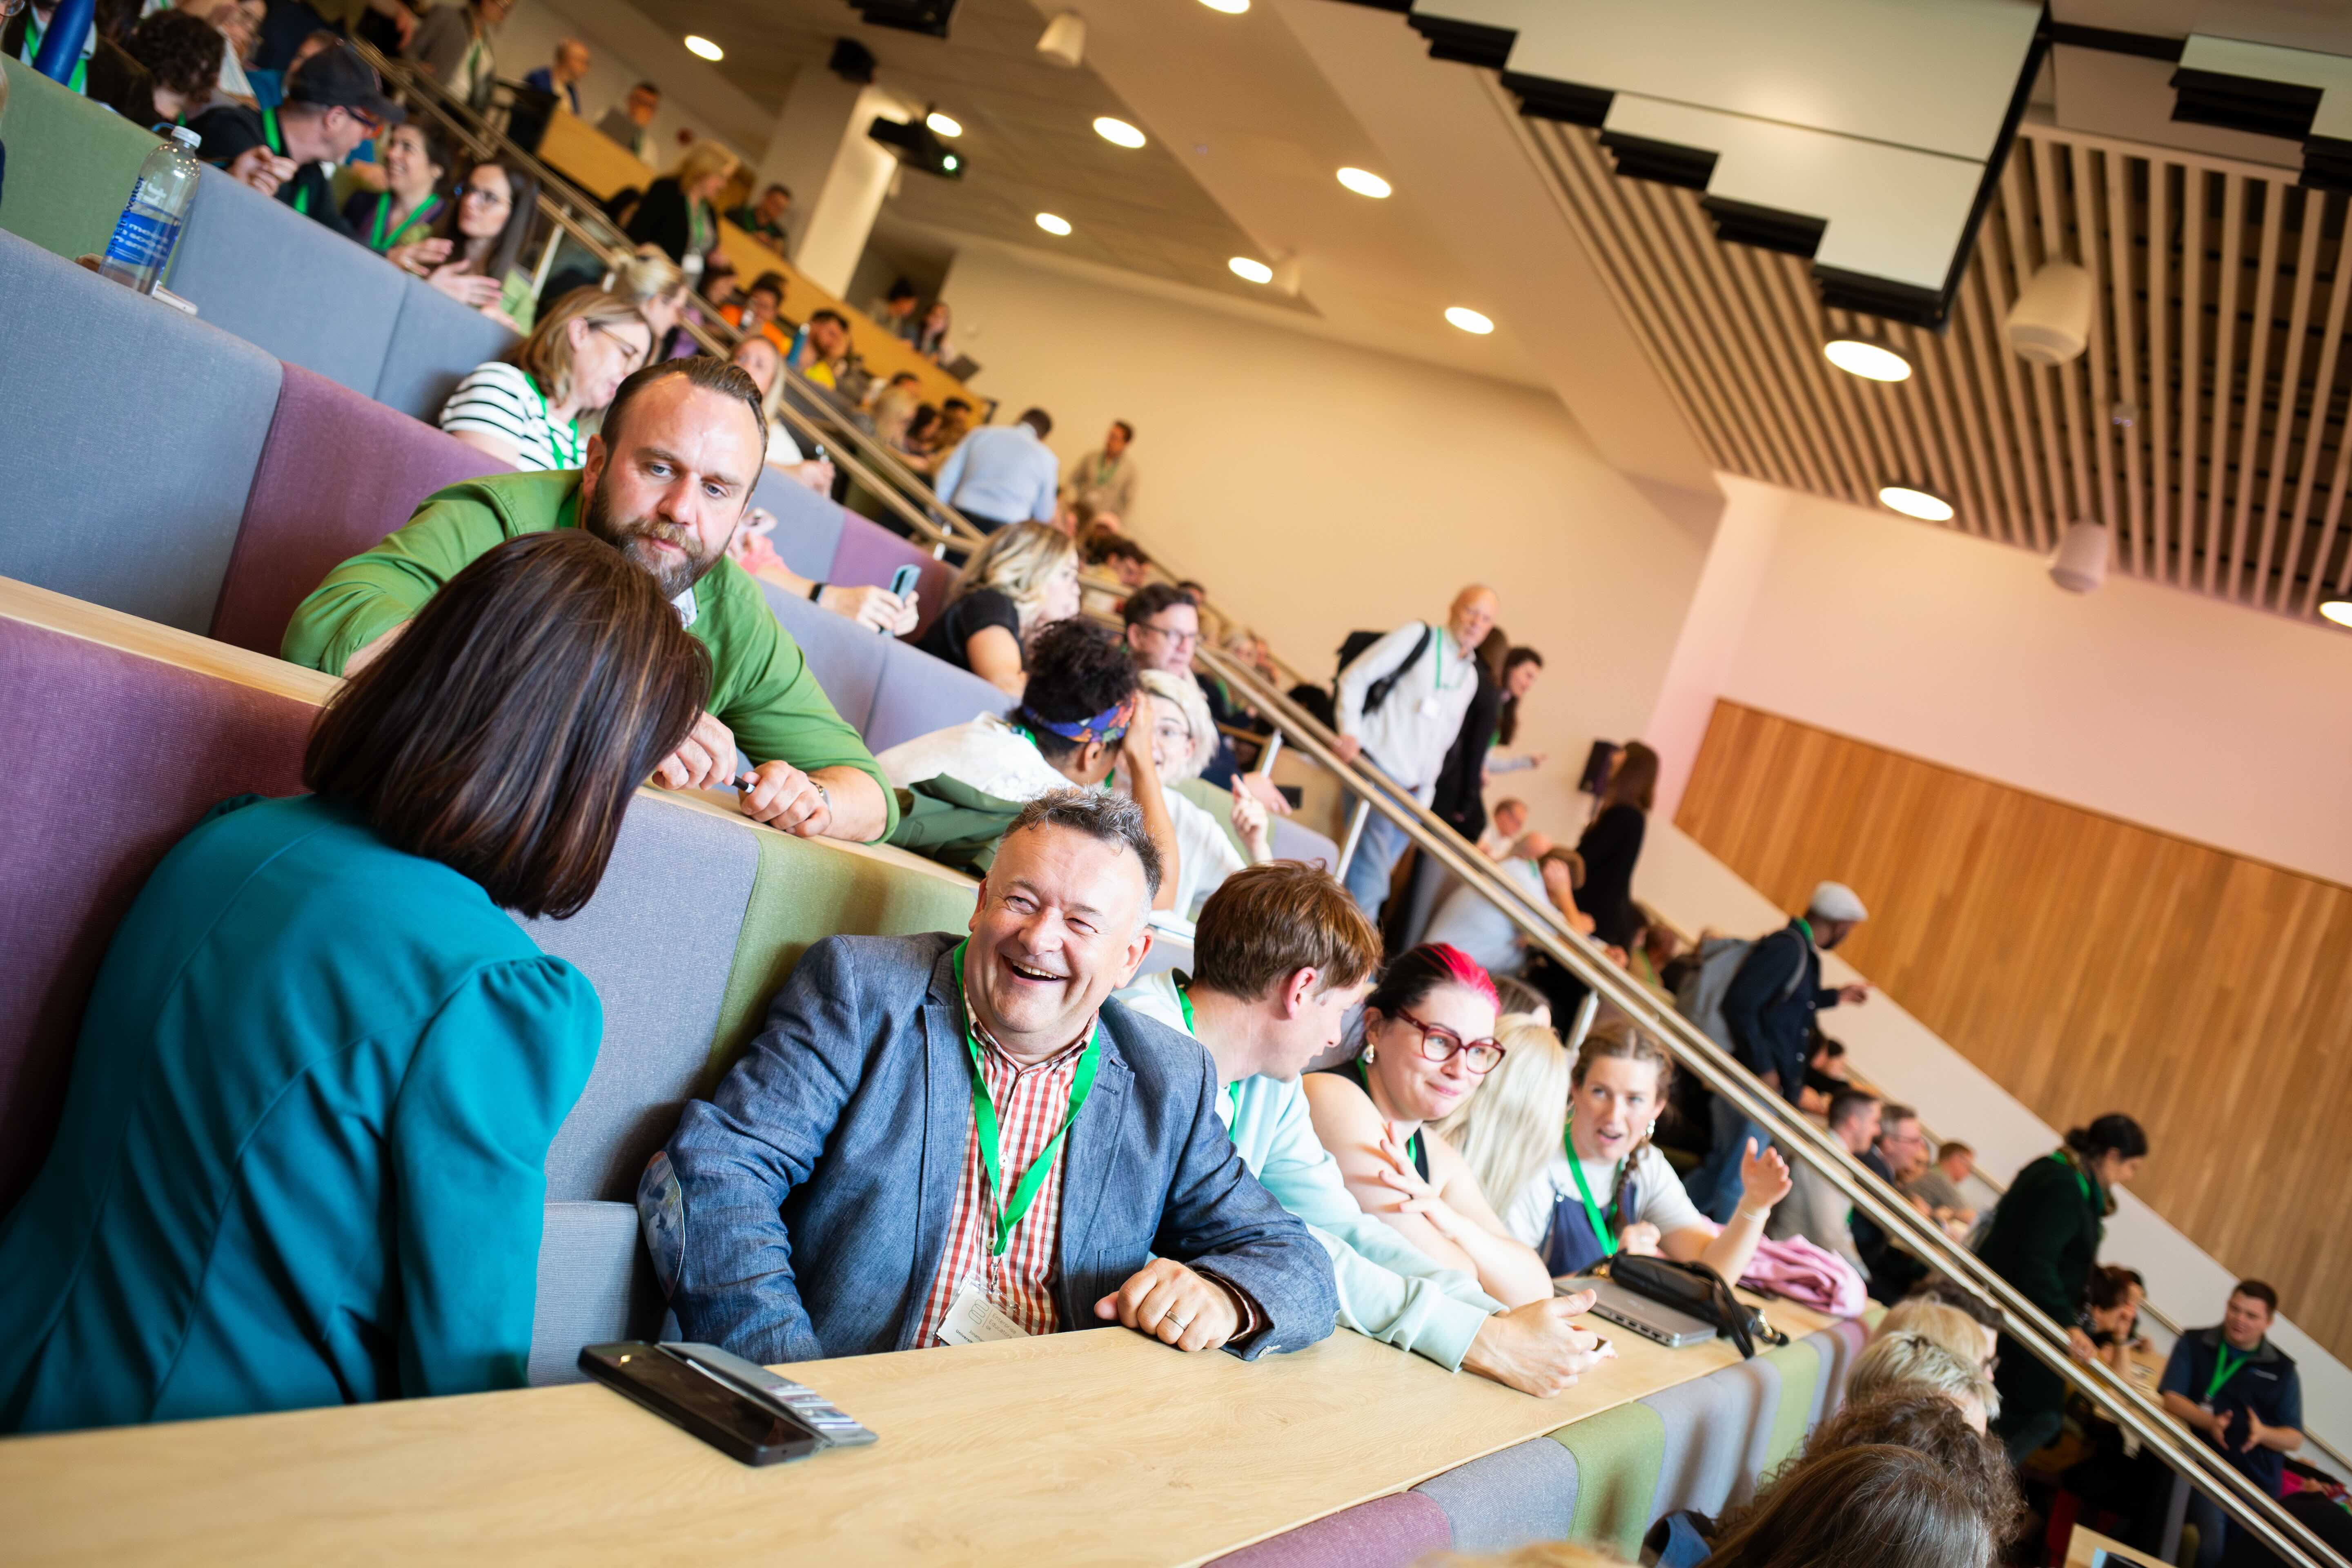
[[210, 362, 506, 657], [0, 619, 312, 1209], [1206, 1493, 1451, 1568], [829, 512, 958, 642]]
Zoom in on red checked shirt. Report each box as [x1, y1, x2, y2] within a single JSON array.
[[913, 1000, 1095, 1347]]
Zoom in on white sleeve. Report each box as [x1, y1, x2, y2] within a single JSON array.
[[1332, 622, 1426, 739], [1501, 1156, 1568, 1248], [1630, 1144, 1708, 1237]]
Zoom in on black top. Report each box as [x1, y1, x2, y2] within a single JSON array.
[[1573, 802, 1647, 948], [624, 176, 703, 265], [1312, 1058, 1430, 1180], [2, 11, 154, 125], [1719, 922, 1838, 1097], [186, 105, 352, 237], [1429, 661, 1502, 841], [917, 588, 1022, 675]]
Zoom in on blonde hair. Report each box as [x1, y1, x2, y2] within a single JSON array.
[[671, 138, 739, 192], [1140, 668, 1217, 780], [1431, 1546, 1629, 1568], [951, 522, 1077, 622], [1847, 1329, 2000, 1421], [507, 290, 650, 412], [606, 247, 686, 312], [1432, 1015, 1569, 1221], [1878, 1299, 1991, 1370]]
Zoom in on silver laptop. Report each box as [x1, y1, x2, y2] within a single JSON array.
[[1556, 1274, 1718, 1349]]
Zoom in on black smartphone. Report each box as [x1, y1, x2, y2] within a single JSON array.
[[580, 1341, 825, 1466]]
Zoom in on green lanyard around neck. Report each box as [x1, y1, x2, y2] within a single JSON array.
[[22, 14, 90, 94], [2205, 1344, 2251, 1404], [259, 109, 311, 215], [951, 941, 1103, 1258], [369, 191, 441, 252], [1564, 1115, 1624, 1257], [2046, 1149, 2095, 1205], [1176, 981, 1243, 1133], [522, 371, 582, 468]]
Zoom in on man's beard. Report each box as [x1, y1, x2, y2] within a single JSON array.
[[582, 483, 723, 601]]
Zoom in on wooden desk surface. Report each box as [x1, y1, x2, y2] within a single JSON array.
[[2067, 1522, 2170, 1568], [1, 1296, 1837, 1567]]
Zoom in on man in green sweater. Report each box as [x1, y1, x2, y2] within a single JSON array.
[[285, 357, 895, 843]]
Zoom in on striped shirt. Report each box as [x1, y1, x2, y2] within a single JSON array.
[[913, 997, 1096, 1346], [438, 361, 581, 473]]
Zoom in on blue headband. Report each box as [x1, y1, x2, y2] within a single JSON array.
[[1025, 698, 1131, 746]]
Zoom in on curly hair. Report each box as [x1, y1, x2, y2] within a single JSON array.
[[123, 9, 225, 98], [1013, 619, 1139, 764], [1797, 1391, 2025, 1550]]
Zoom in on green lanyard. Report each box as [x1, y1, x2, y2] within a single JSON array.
[[1176, 982, 1243, 1132], [1431, 628, 1466, 696], [522, 372, 582, 468], [368, 192, 442, 252], [2205, 1345, 2250, 1405], [689, 200, 714, 257], [1350, 1056, 1420, 1170], [951, 942, 1102, 1258], [2046, 1149, 2094, 1205], [22, 15, 89, 94], [1564, 1117, 1625, 1258], [260, 110, 310, 215]]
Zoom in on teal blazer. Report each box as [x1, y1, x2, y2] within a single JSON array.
[[0, 795, 601, 1433]]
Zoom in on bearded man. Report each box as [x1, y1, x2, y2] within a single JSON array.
[[285, 358, 892, 842]]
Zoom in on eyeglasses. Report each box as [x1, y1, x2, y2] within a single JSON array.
[[457, 182, 512, 206], [1392, 1007, 1505, 1074], [1136, 621, 1199, 650], [585, 318, 650, 370]]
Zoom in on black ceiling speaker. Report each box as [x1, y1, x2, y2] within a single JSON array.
[[828, 38, 876, 83], [869, 116, 964, 180], [849, 0, 956, 39]]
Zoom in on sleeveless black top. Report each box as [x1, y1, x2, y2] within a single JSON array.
[[1312, 1056, 1431, 1180]]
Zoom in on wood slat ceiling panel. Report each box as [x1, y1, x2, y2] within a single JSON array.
[[1525, 116, 2352, 624]]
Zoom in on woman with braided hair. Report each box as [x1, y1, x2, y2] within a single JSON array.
[[1495, 1021, 1791, 1283]]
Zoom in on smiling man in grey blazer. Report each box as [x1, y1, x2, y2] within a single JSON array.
[[646, 788, 1338, 1363]]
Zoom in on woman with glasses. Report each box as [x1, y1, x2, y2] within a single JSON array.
[[1303, 944, 1555, 1307], [424, 157, 541, 330], [1486, 1021, 1790, 1285], [439, 290, 651, 473]]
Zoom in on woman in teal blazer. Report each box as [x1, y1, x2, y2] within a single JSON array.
[[0, 532, 706, 1432]]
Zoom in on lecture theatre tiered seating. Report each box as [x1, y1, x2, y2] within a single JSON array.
[[0, 55, 1878, 1562]]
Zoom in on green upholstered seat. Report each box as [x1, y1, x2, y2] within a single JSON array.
[[0, 57, 160, 263]]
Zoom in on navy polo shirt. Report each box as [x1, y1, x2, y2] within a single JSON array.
[[2159, 1326, 2303, 1496]]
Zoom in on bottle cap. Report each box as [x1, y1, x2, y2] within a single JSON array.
[[172, 126, 202, 149]]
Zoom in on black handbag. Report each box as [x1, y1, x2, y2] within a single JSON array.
[[1605, 1254, 1788, 1360]]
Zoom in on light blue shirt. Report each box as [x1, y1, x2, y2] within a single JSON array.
[[1122, 975, 1501, 1370], [934, 423, 1060, 526]]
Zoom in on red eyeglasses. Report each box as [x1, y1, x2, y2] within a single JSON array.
[[1392, 1007, 1505, 1074]]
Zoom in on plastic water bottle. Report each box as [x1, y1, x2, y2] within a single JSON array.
[[99, 127, 204, 296]]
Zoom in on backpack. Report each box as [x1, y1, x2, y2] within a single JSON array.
[[1336, 623, 1433, 718], [1673, 930, 1807, 1052]]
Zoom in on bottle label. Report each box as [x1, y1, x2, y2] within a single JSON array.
[[104, 208, 179, 272]]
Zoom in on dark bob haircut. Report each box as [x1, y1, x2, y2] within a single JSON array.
[[304, 531, 708, 919]]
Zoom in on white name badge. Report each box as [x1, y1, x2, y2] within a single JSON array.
[[937, 1277, 1029, 1345], [1419, 695, 1441, 717]]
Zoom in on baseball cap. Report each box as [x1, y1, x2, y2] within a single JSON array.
[[287, 42, 405, 126], [1807, 881, 1869, 923]]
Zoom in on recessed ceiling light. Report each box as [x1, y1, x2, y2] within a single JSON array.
[[1823, 337, 1912, 382], [1035, 212, 1072, 236], [1877, 483, 1954, 522], [683, 33, 723, 61], [1200, 0, 1249, 11], [927, 112, 962, 138], [1444, 306, 1494, 335], [1336, 167, 1391, 198], [1093, 116, 1146, 149], [2321, 597, 2352, 627], [1228, 256, 1273, 284]]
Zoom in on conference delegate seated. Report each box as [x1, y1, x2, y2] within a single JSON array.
[[1494, 1022, 1790, 1283], [285, 357, 898, 842], [1138, 668, 1268, 919], [0, 533, 708, 1433], [1302, 946, 1556, 1307], [644, 791, 1339, 1362], [916, 521, 1082, 699], [878, 619, 1178, 904], [1123, 865, 1613, 1397], [1423, 836, 1589, 978], [437, 290, 653, 473]]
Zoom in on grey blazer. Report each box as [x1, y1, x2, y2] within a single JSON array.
[[650, 932, 1338, 1363]]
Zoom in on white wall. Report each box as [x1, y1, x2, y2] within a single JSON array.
[[1658, 475, 2352, 886], [939, 242, 1712, 838]]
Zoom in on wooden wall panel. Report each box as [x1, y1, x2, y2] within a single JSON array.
[[1678, 700, 2352, 1361]]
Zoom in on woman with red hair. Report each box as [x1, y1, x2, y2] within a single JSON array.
[[1303, 944, 1556, 1306]]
